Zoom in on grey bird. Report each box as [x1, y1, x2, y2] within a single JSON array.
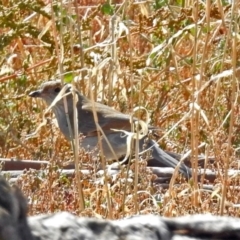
[[29, 80, 191, 178]]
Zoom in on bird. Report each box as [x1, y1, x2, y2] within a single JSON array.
[[29, 80, 191, 178]]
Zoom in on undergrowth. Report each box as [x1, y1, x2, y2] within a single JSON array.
[[0, 0, 240, 218]]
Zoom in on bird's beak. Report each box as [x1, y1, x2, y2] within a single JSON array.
[[29, 90, 42, 98]]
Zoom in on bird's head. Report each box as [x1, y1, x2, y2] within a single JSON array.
[[29, 80, 72, 106]]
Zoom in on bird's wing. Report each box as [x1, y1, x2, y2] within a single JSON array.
[[78, 99, 132, 135]]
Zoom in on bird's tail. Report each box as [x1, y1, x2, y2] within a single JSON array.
[[143, 139, 192, 179]]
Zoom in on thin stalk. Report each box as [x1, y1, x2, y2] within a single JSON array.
[[51, 1, 85, 211], [220, 3, 238, 215], [191, 0, 200, 206], [88, 77, 113, 219]]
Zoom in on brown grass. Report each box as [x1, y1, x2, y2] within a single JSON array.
[[1, 0, 240, 218]]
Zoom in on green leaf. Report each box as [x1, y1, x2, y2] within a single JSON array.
[[101, 3, 114, 16], [154, 0, 166, 9], [64, 73, 74, 83]]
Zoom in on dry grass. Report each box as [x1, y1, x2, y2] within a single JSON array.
[[1, 0, 240, 218]]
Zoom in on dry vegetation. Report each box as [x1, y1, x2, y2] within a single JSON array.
[[1, 0, 240, 218]]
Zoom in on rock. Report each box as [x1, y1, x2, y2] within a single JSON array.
[[29, 212, 170, 240], [0, 176, 34, 240], [28, 212, 240, 240], [1, 174, 240, 240]]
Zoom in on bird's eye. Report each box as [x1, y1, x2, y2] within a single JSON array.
[[54, 87, 61, 93]]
